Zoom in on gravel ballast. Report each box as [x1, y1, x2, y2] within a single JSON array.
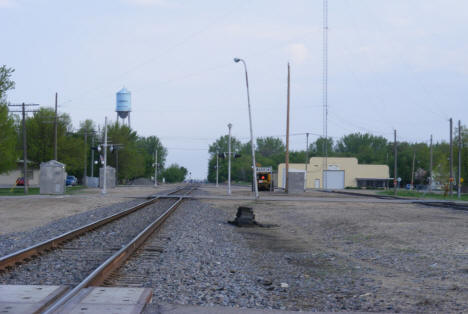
[[108, 196, 467, 313], [0, 198, 178, 285]]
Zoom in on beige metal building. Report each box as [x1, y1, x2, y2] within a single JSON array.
[[278, 157, 390, 189]]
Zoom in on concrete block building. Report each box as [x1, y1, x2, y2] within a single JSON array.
[[278, 157, 390, 189]]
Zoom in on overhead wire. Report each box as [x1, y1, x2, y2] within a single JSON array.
[[58, 0, 251, 106]]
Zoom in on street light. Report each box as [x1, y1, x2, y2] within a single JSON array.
[[234, 57, 259, 199]]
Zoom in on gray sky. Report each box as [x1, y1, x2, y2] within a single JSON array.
[[2, 0, 467, 179]]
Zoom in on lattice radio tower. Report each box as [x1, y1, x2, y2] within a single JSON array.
[[322, 0, 329, 188]]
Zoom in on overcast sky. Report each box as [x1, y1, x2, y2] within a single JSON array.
[[2, 0, 467, 179]]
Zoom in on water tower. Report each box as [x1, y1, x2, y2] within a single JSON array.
[[116, 87, 131, 127]]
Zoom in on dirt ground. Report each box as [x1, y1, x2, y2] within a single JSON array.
[[200, 186, 468, 312], [0, 185, 174, 234]]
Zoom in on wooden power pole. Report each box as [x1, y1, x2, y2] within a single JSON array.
[[450, 118, 454, 197], [8, 103, 39, 194], [429, 135, 433, 193], [285, 63, 291, 192], [411, 151, 416, 190], [394, 130, 397, 196], [458, 120, 462, 199], [54, 92, 58, 161]]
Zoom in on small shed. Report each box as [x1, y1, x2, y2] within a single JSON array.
[[40, 160, 66, 194], [99, 166, 116, 189]]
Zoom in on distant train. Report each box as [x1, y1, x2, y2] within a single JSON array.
[[256, 167, 273, 191]]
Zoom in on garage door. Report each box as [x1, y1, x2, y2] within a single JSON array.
[[323, 170, 345, 189]]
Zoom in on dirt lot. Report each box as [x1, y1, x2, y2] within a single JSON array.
[[201, 186, 468, 312], [0, 185, 173, 234]]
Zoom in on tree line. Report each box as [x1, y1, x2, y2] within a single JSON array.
[[207, 132, 466, 187], [0, 65, 187, 183]]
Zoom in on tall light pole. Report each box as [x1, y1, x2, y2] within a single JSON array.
[[102, 116, 108, 195], [458, 120, 462, 199], [154, 149, 158, 187], [234, 57, 259, 199], [228, 123, 232, 195], [216, 150, 219, 188]]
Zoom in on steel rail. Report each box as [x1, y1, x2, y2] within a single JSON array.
[[45, 189, 194, 313], [0, 186, 186, 271]]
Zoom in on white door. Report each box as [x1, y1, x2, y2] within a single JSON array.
[[323, 170, 345, 189], [314, 179, 320, 188]]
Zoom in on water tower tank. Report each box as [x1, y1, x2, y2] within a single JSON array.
[[116, 87, 131, 119]]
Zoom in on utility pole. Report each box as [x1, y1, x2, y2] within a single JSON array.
[[83, 131, 87, 186], [410, 151, 415, 190], [102, 117, 108, 195], [429, 135, 433, 193], [458, 120, 462, 199], [305, 132, 309, 191], [8, 103, 39, 194], [394, 130, 397, 196], [449, 118, 453, 197], [22, 104, 28, 194], [115, 148, 119, 184], [216, 150, 219, 187], [285, 63, 291, 192], [228, 123, 232, 195], [154, 149, 158, 187], [91, 134, 95, 177], [54, 92, 58, 161]]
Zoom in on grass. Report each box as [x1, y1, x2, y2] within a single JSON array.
[[0, 186, 85, 196], [378, 189, 468, 201]]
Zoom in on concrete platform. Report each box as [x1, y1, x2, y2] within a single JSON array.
[[0, 284, 69, 314], [60, 287, 152, 314], [152, 304, 369, 313]]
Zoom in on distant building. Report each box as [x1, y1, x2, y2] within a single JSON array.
[[0, 160, 40, 187], [278, 157, 390, 189]]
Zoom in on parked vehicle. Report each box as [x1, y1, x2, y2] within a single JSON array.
[[66, 176, 78, 186], [16, 177, 24, 186]]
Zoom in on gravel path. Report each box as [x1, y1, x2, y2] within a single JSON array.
[[108, 196, 467, 313], [112, 200, 335, 312], [0, 198, 177, 285]]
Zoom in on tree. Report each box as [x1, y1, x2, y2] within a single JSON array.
[[336, 133, 388, 164], [0, 104, 17, 173], [0, 65, 17, 174], [207, 135, 243, 183], [162, 164, 187, 183], [256, 137, 285, 158], [24, 108, 73, 163], [105, 122, 145, 182], [0, 65, 15, 98], [137, 136, 167, 180], [311, 137, 334, 156]]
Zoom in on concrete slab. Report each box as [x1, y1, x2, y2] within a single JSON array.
[[154, 304, 369, 314], [0, 285, 69, 314], [60, 287, 152, 314]]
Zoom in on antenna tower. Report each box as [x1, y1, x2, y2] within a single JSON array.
[[322, 0, 329, 188]]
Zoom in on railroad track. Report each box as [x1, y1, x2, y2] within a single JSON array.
[[324, 190, 402, 200], [325, 189, 468, 211], [0, 184, 197, 313]]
